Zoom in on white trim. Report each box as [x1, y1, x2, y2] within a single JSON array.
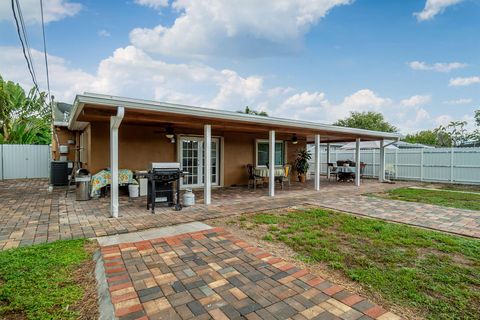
[[314, 134, 320, 191], [355, 138, 361, 187], [269, 131, 275, 197], [379, 139, 385, 182], [255, 139, 285, 168], [178, 135, 220, 188], [110, 106, 124, 218], [70, 93, 402, 140], [204, 125, 211, 205]]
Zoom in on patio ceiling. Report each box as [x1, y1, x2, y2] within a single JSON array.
[[70, 92, 402, 143]]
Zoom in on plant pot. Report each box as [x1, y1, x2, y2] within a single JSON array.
[[298, 175, 306, 183]]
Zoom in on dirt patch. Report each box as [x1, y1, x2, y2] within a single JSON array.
[[71, 241, 100, 320], [207, 209, 424, 320]]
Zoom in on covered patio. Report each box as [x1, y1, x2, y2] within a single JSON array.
[[66, 93, 401, 217]]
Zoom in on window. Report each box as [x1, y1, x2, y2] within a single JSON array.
[[256, 140, 284, 167]]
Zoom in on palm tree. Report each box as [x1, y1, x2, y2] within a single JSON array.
[[0, 75, 51, 144]]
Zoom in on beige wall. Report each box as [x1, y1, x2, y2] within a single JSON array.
[[78, 122, 304, 186], [88, 122, 176, 173], [51, 127, 78, 161]]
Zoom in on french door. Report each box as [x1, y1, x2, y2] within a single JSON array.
[[179, 136, 219, 188]]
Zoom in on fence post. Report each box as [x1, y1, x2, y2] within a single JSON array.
[[372, 149, 376, 177], [394, 148, 398, 179], [450, 147, 454, 183], [420, 148, 424, 182]]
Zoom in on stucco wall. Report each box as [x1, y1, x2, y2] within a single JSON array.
[[89, 122, 176, 173], [51, 127, 77, 161], [81, 123, 304, 186]]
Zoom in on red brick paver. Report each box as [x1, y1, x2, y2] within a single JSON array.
[[101, 228, 399, 320]]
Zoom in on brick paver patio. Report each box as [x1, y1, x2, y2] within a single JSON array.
[[1, 178, 478, 250], [101, 227, 400, 320]]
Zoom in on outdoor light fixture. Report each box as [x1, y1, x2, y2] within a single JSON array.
[[292, 134, 298, 144], [165, 126, 175, 143]]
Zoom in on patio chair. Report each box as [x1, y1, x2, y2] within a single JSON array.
[[327, 163, 338, 181], [275, 164, 291, 189], [246, 164, 264, 190], [336, 160, 345, 167]]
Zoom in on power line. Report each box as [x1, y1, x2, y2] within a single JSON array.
[[11, 0, 41, 94], [40, 0, 51, 102]]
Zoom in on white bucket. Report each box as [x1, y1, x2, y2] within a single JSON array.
[[128, 184, 139, 198], [183, 189, 195, 206]]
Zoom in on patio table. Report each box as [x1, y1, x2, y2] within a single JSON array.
[[90, 169, 134, 197], [335, 166, 355, 182], [253, 167, 286, 177]]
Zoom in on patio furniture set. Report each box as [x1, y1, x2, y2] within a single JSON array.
[[328, 160, 366, 182], [246, 164, 291, 190]]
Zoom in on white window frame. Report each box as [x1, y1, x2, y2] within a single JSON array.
[[177, 135, 220, 188], [255, 139, 286, 168]]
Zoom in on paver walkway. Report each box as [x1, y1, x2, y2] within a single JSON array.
[[1, 179, 479, 250], [101, 227, 400, 320], [309, 195, 480, 238]]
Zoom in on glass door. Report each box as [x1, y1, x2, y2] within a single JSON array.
[[180, 137, 219, 188]]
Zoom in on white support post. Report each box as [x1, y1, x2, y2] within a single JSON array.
[[110, 106, 124, 218], [379, 139, 385, 182], [269, 130, 275, 197], [326, 143, 331, 180], [204, 124, 212, 205], [314, 135, 321, 191], [355, 138, 361, 187]]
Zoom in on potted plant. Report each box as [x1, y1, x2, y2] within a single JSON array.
[[293, 148, 311, 182]]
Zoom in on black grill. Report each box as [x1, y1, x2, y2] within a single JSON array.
[[146, 163, 186, 213]]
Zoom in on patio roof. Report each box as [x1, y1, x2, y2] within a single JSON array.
[[69, 92, 402, 143]]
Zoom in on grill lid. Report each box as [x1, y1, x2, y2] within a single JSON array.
[[150, 162, 180, 171]]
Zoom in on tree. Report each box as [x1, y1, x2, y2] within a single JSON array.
[[237, 106, 268, 116], [403, 130, 451, 147], [333, 111, 398, 132], [436, 121, 469, 147], [475, 109, 480, 127], [0, 75, 51, 144]]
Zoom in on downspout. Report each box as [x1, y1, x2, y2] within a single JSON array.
[[110, 106, 124, 218]]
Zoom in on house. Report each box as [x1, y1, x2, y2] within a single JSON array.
[[53, 92, 401, 217]]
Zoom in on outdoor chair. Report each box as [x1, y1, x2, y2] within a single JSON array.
[[246, 164, 264, 190], [327, 163, 338, 181], [276, 164, 291, 190]]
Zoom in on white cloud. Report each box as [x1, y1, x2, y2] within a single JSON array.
[[130, 0, 353, 57], [414, 0, 464, 21], [209, 70, 263, 109], [134, 0, 169, 10], [449, 76, 480, 87], [0, 0, 81, 24], [400, 95, 431, 107], [98, 29, 111, 37], [444, 98, 472, 104], [277, 91, 328, 120], [0, 45, 263, 108], [408, 61, 466, 72]]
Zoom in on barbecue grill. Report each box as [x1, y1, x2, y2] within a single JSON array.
[[146, 162, 186, 213]]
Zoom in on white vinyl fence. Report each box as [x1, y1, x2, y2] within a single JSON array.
[[0, 144, 51, 179], [309, 147, 480, 185]]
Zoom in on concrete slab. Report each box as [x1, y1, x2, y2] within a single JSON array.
[[96, 222, 212, 246]]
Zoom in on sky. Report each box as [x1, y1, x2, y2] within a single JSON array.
[[0, 0, 479, 134]]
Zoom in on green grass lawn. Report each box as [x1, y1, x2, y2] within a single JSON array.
[[236, 208, 480, 319], [0, 239, 95, 320], [380, 187, 480, 211]]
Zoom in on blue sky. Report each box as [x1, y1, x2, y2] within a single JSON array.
[[0, 0, 479, 133]]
